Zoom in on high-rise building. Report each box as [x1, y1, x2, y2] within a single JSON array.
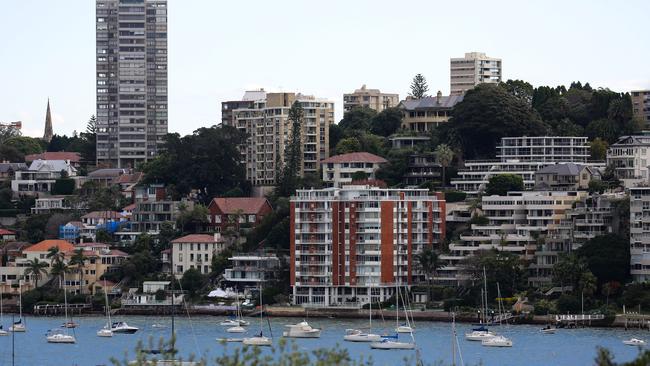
[[343, 85, 399, 113], [95, 0, 168, 168], [450, 52, 502, 96], [290, 185, 446, 306], [630, 187, 650, 282], [631, 90, 650, 126], [221, 90, 334, 188], [43, 99, 53, 143]]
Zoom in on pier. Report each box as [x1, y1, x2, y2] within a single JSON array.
[[33, 303, 91, 316]]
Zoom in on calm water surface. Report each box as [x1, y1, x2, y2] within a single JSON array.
[[0, 315, 647, 365]]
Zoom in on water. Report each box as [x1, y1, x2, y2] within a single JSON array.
[[0, 315, 646, 365]]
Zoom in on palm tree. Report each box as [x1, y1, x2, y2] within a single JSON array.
[[415, 247, 441, 305], [49, 261, 70, 289], [24, 258, 49, 289], [46, 246, 64, 265], [69, 248, 88, 294], [434, 144, 454, 188]]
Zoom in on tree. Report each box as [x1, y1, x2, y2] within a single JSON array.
[[449, 84, 549, 159], [485, 174, 524, 196], [3, 136, 43, 156], [590, 138, 608, 160], [180, 268, 206, 298], [461, 249, 526, 297], [46, 246, 65, 265], [552, 253, 589, 291], [499, 79, 534, 105], [275, 102, 304, 197], [95, 229, 113, 243], [409, 73, 429, 99], [375, 149, 411, 187], [329, 124, 344, 154], [0, 125, 21, 143], [414, 247, 441, 304], [575, 234, 630, 286], [338, 107, 376, 132], [49, 260, 70, 289], [335, 137, 362, 155], [69, 248, 88, 294], [370, 107, 402, 137], [434, 144, 454, 187], [24, 258, 49, 288], [0, 144, 24, 163], [176, 204, 209, 234]]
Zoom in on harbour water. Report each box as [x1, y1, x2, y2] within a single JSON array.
[[0, 315, 646, 365]]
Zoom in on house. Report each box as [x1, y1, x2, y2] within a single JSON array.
[[31, 196, 77, 214], [170, 233, 227, 277], [15, 239, 75, 290], [224, 253, 281, 289], [0, 162, 27, 180], [70, 242, 128, 294], [207, 197, 273, 233], [87, 168, 128, 187], [320, 152, 388, 188], [534, 163, 598, 191], [25, 152, 81, 168], [0, 228, 16, 241], [398, 92, 464, 132], [403, 153, 442, 186], [607, 135, 650, 188], [121, 281, 184, 307], [130, 199, 191, 234], [11, 159, 78, 196]]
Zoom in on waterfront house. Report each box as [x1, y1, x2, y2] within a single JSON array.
[[170, 233, 226, 278], [224, 253, 281, 290], [320, 152, 387, 188]]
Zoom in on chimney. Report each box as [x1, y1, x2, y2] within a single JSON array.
[[436, 91, 442, 104], [214, 232, 221, 242]]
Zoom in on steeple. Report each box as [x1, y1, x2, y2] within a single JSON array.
[[43, 98, 53, 143]]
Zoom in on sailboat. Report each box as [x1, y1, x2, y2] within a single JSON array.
[[226, 295, 248, 333], [344, 297, 381, 342], [482, 283, 512, 348], [0, 284, 8, 336], [465, 268, 496, 342], [9, 280, 25, 332], [46, 273, 76, 343], [97, 280, 114, 337], [371, 210, 416, 350], [242, 283, 272, 346]]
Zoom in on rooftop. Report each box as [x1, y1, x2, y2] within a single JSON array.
[[321, 152, 388, 164], [0, 163, 27, 173], [399, 94, 464, 110], [171, 234, 223, 244], [208, 197, 271, 215], [0, 228, 16, 235], [25, 152, 81, 163], [24, 239, 75, 252], [88, 168, 127, 178], [536, 163, 588, 176], [27, 159, 76, 173]]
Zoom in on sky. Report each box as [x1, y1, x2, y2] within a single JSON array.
[[1, 0, 649, 138]]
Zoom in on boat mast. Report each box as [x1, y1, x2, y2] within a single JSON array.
[[18, 280, 22, 322], [104, 280, 112, 327], [62, 273, 69, 327], [369, 289, 372, 331], [482, 267, 488, 324], [170, 247, 175, 351]]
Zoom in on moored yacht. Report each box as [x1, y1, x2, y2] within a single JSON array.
[[111, 321, 139, 334], [343, 328, 382, 342], [282, 321, 321, 338], [46, 329, 76, 344], [623, 338, 646, 346], [481, 335, 513, 347]]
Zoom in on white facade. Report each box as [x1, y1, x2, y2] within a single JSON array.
[[607, 136, 650, 188], [224, 254, 280, 286], [450, 52, 502, 95], [171, 234, 226, 278], [11, 160, 78, 195], [497, 136, 590, 163], [630, 187, 650, 282], [320, 153, 387, 188]]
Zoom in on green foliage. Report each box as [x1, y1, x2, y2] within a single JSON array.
[[351, 171, 368, 181], [3, 136, 43, 155], [108, 235, 160, 286], [275, 102, 304, 198], [335, 137, 362, 155], [462, 249, 527, 297], [375, 149, 410, 187], [590, 138, 608, 160], [24, 258, 49, 288], [575, 234, 630, 286], [588, 180, 609, 194], [467, 215, 489, 226], [73, 181, 129, 211], [0, 144, 24, 162], [622, 283, 650, 308], [95, 229, 113, 244], [19, 213, 50, 243], [556, 294, 581, 313], [0, 124, 22, 143], [595, 347, 650, 366], [450, 84, 548, 159], [141, 126, 250, 203], [180, 268, 207, 298], [409, 73, 429, 99], [499, 79, 534, 105], [485, 174, 524, 196], [245, 198, 289, 251], [369, 107, 402, 137], [338, 107, 376, 132], [443, 190, 466, 203], [176, 204, 209, 234], [434, 143, 454, 186], [51, 178, 75, 195]]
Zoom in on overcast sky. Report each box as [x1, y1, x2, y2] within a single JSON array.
[[1, 0, 649, 138]]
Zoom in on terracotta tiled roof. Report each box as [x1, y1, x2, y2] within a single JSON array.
[[320, 152, 388, 164], [24, 240, 75, 252], [81, 211, 123, 220], [116, 172, 143, 184], [25, 152, 81, 162], [0, 229, 16, 235], [209, 197, 271, 215], [171, 234, 223, 244]]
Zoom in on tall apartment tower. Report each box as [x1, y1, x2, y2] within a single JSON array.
[[450, 52, 502, 96], [95, 0, 168, 168], [631, 90, 650, 127], [343, 85, 399, 113], [221, 90, 334, 189]]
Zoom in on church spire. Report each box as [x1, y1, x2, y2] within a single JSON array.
[[43, 98, 53, 143]]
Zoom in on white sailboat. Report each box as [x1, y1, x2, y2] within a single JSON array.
[[481, 283, 512, 348], [282, 320, 321, 338], [465, 268, 496, 342], [242, 284, 272, 346], [344, 298, 381, 342], [371, 210, 416, 350], [226, 295, 248, 332], [46, 273, 76, 344], [97, 280, 113, 337], [9, 280, 25, 332], [0, 284, 8, 336]]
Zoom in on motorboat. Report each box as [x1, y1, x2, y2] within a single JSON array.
[[465, 329, 496, 341], [0, 328, 7, 336], [226, 325, 246, 333], [9, 323, 26, 332], [370, 336, 416, 350], [282, 321, 321, 338], [220, 319, 250, 327], [111, 321, 139, 334], [46, 329, 76, 344], [623, 338, 647, 346], [540, 326, 557, 334], [242, 333, 273, 346], [481, 335, 513, 347], [396, 324, 414, 333], [97, 326, 113, 337], [62, 321, 78, 329], [343, 328, 382, 342]]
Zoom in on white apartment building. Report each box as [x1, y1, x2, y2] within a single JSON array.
[[630, 187, 650, 282], [221, 90, 335, 188], [497, 136, 590, 163], [170, 234, 226, 278], [451, 160, 550, 196], [320, 152, 387, 188], [607, 136, 650, 188], [343, 85, 399, 112], [290, 185, 446, 307], [450, 52, 502, 95], [223, 254, 281, 289], [437, 191, 586, 285]]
